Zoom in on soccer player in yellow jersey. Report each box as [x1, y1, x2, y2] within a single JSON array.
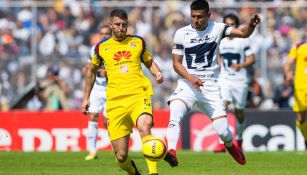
[[284, 41, 307, 151], [81, 8, 163, 175]]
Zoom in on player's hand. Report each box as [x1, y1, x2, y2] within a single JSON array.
[[231, 64, 241, 71], [249, 14, 261, 27], [188, 74, 204, 92], [155, 72, 164, 84], [81, 100, 90, 115]]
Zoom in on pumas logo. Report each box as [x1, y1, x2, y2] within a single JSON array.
[[113, 51, 132, 61]]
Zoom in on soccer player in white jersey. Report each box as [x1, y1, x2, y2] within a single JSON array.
[[164, 0, 260, 167], [84, 25, 111, 160], [214, 13, 256, 152]]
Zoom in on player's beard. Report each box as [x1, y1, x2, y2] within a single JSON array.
[[114, 31, 126, 41]]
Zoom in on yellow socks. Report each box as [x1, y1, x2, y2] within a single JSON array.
[[115, 157, 135, 175], [142, 135, 158, 174]]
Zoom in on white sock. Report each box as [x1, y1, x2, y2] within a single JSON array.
[[236, 120, 246, 141], [87, 121, 98, 153], [166, 100, 187, 151], [212, 117, 233, 147]]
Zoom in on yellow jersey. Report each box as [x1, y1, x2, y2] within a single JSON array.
[[288, 41, 307, 89], [91, 35, 153, 100]]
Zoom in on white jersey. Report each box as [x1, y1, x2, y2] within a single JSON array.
[[89, 46, 107, 92], [172, 20, 232, 81], [219, 37, 253, 82]]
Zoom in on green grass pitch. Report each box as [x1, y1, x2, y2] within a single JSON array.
[[1, 151, 307, 175]]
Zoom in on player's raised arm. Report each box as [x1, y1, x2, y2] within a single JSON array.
[[229, 14, 261, 38]]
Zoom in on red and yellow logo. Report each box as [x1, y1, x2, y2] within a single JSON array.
[[114, 51, 132, 61]]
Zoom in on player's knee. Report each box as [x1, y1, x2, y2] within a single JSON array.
[[137, 116, 153, 136], [115, 150, 128, 163]]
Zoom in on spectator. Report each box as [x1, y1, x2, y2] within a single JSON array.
[[246, 69, 264, 108], [26, 85, 45, 111], [39, 65, 69, 110], [273, 76, 294, 109]]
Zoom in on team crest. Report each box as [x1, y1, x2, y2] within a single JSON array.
[[130, 42, 136, 48], [113, 51, 132, 61]]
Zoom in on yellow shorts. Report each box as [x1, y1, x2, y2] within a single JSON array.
[[106, 94, 153, 141], [293, 88, 307, 112]]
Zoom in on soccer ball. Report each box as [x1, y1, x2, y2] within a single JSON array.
[[142, 137, 167, 161]]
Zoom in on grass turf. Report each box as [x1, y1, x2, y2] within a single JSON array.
[[1, 151, 307, 175]]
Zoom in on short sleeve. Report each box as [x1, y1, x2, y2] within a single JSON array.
[[288, 46, 297, 60], [222, 25, 233, 38], [172, 30, 184, 55], [137, 36, 152, 63], [91, 44, 103, 66], [243, 38, 254, 56], [142, 47, 153, 62]]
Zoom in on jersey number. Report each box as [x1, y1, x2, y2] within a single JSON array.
[[185, 42, 217, 70], [221, 53, 241, 70]]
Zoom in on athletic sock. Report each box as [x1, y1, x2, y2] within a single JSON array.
[[166, 100, 187, 151], [142, 135, 158, 174], [115, 157, 135, 175], [236, 120, 246, 141], [212, 117, 233, 147], [87, 121, 98, 153]]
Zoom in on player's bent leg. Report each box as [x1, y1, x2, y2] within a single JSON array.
[[112, 135, 140, 175], [137, 114, 158, 175], [165, 100, 187, 167], [212, 116, 246, 165], [85, 113, 99, 160], [213, 101, 230, 152]]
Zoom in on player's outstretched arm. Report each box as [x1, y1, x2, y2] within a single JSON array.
[[229, 14, 260, 38], [81, 63, 98, 115]]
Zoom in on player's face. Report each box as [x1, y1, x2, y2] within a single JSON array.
[[99, 27, 111, 40], [191, 9, 211, 31], [225, 18, 236, 27], [109, 17, 128, 41]]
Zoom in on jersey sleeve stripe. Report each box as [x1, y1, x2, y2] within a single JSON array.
[[132, 35, 146, 63], [221, 25, 230, 39], [243, 46, 250, 51], [94, 44, 103, 63], [94, 38, 111, 64], [174, 44, 184, 50]]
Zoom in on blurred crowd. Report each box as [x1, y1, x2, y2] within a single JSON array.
[[0, 0, 306, 111]]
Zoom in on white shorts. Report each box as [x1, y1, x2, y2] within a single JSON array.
[[88, 88, 107, 114], [168, 79, 226, 119], [220, 79, 248, 109]]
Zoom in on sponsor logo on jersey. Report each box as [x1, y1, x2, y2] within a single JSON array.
[[113, 51, 132, 61], [190, 35, 211, 43]]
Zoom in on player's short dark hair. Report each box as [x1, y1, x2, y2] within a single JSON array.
[[110, 8, 128, 20], [190, 0, 209, 13], [223, 13, 240, 28]]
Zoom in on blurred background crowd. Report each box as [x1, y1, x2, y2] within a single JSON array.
[[0, 0, 306, 111]]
